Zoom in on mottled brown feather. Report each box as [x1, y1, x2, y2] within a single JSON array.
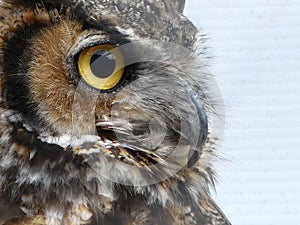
[[0, 1, 231, 225]]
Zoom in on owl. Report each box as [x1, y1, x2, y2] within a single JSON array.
[[0, 0, 231, 225]]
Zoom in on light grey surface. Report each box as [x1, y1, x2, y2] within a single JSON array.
[[185, 1, 300, 225]]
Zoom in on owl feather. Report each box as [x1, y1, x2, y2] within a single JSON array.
[[0, 0, 231, 225]]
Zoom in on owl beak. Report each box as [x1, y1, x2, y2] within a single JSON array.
[[186, 88, 208, 168]]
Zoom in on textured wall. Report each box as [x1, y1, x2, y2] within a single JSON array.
[[185, 1, 300, 225]]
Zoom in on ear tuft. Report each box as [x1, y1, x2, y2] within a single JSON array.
[[175, 0, 186, 13]]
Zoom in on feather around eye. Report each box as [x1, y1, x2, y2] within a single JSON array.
[[77, 44, 125, 91]]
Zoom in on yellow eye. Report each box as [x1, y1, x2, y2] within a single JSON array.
[[77, 44, 124, 90]]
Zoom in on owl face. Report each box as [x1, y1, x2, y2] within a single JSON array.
[[0, 1, 229, 224], [1, 0, 208, 183]]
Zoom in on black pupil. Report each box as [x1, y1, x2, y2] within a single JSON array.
[[90, 50, 116, 79]]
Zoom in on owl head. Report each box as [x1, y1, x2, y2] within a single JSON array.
[[0, 0, 227, 224]]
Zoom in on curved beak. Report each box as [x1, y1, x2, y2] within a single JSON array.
[[186, 88, 208, 168]]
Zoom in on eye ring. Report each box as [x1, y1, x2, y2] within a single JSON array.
[[77, 44, 125, 91]]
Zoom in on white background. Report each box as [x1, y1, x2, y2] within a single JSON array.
[[185, 1, 300, 225]]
